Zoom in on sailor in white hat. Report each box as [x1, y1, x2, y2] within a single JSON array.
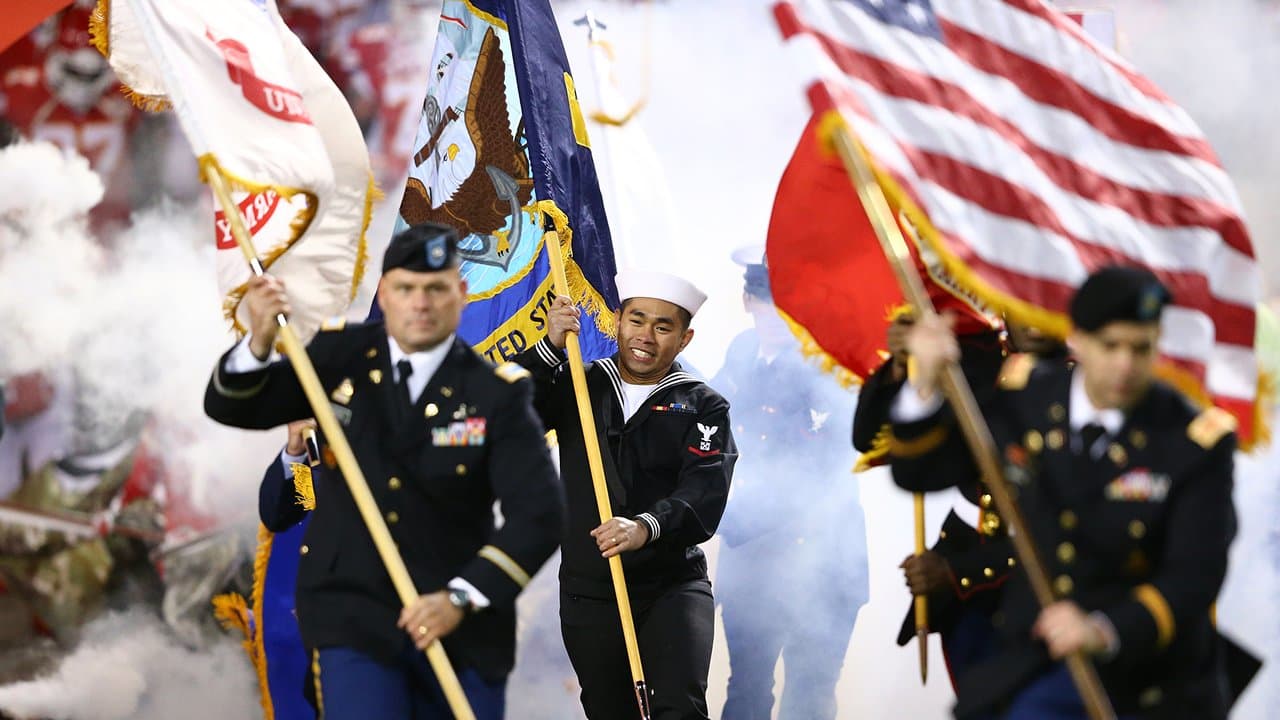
[[608, 268, 707, 383], [512, 270, 736, 719]]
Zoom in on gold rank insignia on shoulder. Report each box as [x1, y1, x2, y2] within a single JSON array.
[[494, 362, 531, 383], [320, 315, 347, 332], [998, 353, 1036, 390], [1188, 407, 1236, 449], [331, 378, 355, 405]]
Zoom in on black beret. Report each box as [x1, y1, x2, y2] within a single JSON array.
[[381, 222, 460, 274], [1069, 266, 1171, 332]]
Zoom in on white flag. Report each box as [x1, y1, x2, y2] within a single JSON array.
[[95, 0, 375, 341]]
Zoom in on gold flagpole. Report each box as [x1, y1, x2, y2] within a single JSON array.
[[913, 492, 928, 683], [544, 228, 652, 720], [823, 117, 1116, 720], [205, 169, 477, 720]]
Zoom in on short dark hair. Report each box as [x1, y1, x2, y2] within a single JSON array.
[[620, 298, 692, 331]]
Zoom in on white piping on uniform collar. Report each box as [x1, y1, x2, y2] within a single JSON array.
[[595, 358, 700, 409]]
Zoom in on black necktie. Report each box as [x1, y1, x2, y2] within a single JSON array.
[[396, 359, 415, 410], [1079, 422, 1107, 458]]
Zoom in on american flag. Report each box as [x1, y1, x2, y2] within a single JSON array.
[[774, 0, 1263, 445], [1063, 9, 1116, 50]]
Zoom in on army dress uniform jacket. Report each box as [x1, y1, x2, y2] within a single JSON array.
[[204, 321, 565, 682], [514, 337, 737, 601], [888, 359, 1237, 718], [259, 451, 308, 533], [854, 351, 1014, 648]]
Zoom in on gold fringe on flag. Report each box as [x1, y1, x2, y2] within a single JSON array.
[[117, 87, 172, 112], [886, 303, 915, 323], [210, 530, 274, 720], [349, 172, 384, 302], [89, 0, 172, 111], [212, 592, 250, 639], [88, 0, 110, 56], [533, 200, 617, 339], [292, 463, 316, 511], [777, 308, 862, 389], [248, 525, 276, 720], [198, 154, 319, 336]]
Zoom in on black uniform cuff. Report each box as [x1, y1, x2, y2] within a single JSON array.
[[460, 544, 533, 610], [211, 352, 270, 399], [635, 513, 661, 544], [533, 336, 567, 369]]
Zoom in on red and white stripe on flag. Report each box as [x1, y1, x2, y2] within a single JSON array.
[[774, 0, 1263, 445]]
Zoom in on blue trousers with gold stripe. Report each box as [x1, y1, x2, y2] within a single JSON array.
[[313, 645, 505, 719]]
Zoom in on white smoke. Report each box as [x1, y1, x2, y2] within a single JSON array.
[[0, 139, 285, 718], [0, 610, 257, 720], [0, 138, 285, 520], [81, 200, 280, 521], [0, 142, 105, 379]]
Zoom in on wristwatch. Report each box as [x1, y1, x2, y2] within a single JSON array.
[[448, 587, 474, 613]]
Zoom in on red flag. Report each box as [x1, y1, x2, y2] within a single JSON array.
[[0, 0, 74, 54], [767, 113, 994, 383]]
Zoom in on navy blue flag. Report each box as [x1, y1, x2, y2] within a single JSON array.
[[396, 0, 619, 362]]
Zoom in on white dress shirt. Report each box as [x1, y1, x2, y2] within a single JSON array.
[[387, 334, 455, 403], [1067, 372, 1124, 458]]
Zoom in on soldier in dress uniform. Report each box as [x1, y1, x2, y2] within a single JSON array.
[[204, 222, 565, 720], [887, 266, 1239, 719], [513, 270, 737, 720], [713, 248, 868, 720], [853, 311, 1009, 684]]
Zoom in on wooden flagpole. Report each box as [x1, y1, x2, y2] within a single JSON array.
[[544, 227, 652, 720], [205, 170, 477, 720], [824, 119, 1116, 720], [913, 492, 929, 683]]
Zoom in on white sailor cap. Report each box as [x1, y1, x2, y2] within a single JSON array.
[[615, 268, 708, 317]]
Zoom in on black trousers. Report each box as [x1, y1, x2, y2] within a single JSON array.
[[560, 578, 714, 720]]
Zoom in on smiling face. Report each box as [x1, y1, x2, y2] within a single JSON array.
[[376, 267, 468, 353], [613, 297, 693, 384]]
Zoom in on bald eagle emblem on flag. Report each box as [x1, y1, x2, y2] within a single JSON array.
[[399, 24, 534, 279]]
